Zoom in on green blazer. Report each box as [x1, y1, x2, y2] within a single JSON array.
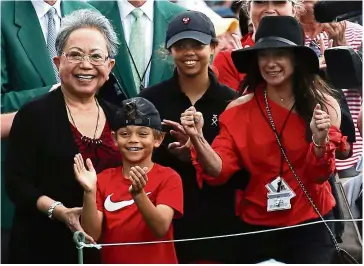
[[90, 0, 186, 98], [1, 0, 95, 113], [0, 0, 94, 230]]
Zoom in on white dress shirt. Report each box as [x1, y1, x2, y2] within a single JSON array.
[[117, 0, 154, 87], [31, 0, 62, 44]]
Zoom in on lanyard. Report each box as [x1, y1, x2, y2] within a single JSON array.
[[254, 90, 295, 188], [125, 43, 152, 91]]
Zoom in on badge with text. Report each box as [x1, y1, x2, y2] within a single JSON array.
[[266, 177, 295, 212]]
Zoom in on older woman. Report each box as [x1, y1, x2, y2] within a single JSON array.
[[213, 0, 302, 90], [5, 9, 122, 263]]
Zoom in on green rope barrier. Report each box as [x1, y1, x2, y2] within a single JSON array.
[[73, 231, 102, 264], [73, 231, 85, 264]]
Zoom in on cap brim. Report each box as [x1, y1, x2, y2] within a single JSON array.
[[231, 40, 319, 74], [166, 31, 212, 49]]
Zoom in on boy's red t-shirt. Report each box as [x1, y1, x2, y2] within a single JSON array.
[[96, 164, 184, 264]]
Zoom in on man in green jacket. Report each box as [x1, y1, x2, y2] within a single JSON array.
[[90, 0, 186, 98], [0, 0, 94, 262]]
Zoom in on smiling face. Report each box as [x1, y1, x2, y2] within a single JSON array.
[[248, 0, 295, 32], [257, 48, 295, 87], [170, 39, 215, 78], [113, 126, 164, 165], [53, 27, 115, 98]]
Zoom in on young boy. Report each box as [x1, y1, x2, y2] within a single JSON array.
[[74, 97, 184, 264]]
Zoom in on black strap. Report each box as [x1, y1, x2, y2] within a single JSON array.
[[254, 92, 295, 191], [125, 43, 152, 91], [262, 89, 359, 263]]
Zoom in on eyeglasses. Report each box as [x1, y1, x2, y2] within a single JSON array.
[[62, 51, 110, 66]]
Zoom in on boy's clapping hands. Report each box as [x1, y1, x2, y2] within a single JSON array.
[[129, 166, 149, 195]]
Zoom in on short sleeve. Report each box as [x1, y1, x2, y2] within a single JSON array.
[[96, 175, 105, 212], [156, 169, 184, 218]]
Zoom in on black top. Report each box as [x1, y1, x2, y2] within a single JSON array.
[[5, 89, 120, 263], [139, 69, 249, 263]]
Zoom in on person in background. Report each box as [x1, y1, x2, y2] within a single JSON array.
[[89, 0, 186, 98], [75, 97, 183, 264], [299, 0, 363, 178], [358, 106, 362, 137], [211, 0, 236, 18], [237, 3, 253, 37], [0, 0, 94, 263], [5, 9, 121, 263], [139, 10, 245, 264], [182, 16, 346, 263], [343, 103, 362, 237], [212, 0, 303, 90]]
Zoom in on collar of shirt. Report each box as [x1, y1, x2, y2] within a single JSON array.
[[118, 0, 154, 22], [169, 68, 221, 101], [31, 0, 62, 21]]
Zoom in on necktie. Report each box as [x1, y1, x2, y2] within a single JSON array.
[[46, 7, 60, 82], [129, 8, 145, 93]]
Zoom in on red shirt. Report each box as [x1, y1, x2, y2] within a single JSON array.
[[192, 87, 347, 227], [212, 33, 254, 90], [96, 164, 184, 264]]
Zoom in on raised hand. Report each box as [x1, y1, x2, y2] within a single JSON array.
[[180, 106, 204, 137], [310, 104, 331, 145], [162, 119, 191, 161], [129, 166, 148, 195], [216, 32, 242, 53], [73, 153, 97, 193], [323, 21, 347, 47]]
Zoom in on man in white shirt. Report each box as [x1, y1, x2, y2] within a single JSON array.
[[1, 0, 95, 114], [90, 0, 186, 97]]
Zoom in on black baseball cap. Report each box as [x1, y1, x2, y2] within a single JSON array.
[[112, 97, 162, 131], [166, 11, 216, 49]]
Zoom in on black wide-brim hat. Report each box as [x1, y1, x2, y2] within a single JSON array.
[[231, 16, 319, 74]]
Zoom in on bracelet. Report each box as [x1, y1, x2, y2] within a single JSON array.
[[312, 135, 329, 148], [47, 201, 63, 219]]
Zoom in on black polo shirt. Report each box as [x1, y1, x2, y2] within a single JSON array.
[[139, 68, 248, 263]]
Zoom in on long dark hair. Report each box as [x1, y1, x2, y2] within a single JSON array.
[[237, 51, 339, 140]]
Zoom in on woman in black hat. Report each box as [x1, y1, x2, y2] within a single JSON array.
[[180, 16, 348, 263]]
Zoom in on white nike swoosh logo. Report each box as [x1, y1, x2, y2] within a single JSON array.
[[104, 192, 151, 212]]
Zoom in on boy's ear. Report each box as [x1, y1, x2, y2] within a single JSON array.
[[111, 131, 118, 147], [154, 132, 165, 148]]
